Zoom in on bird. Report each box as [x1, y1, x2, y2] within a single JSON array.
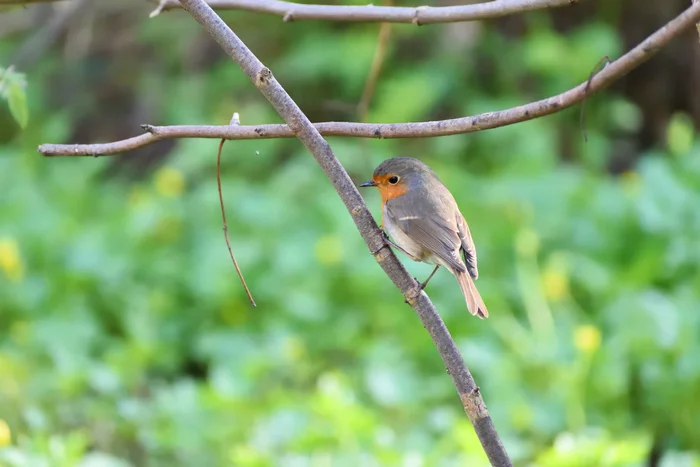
[[359, 157, 488, 318]]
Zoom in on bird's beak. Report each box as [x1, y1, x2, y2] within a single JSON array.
[[359, 180, 378, 188]]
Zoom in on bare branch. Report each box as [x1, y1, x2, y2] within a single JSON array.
[[177, 0, 512, 464], [39, 1, 700, 158], [694, 0, 700, 41], [10, 0, 92, 70], [0, 0, 67, 5], [155, 0, 578, 24], [357, 17, 392, 121]]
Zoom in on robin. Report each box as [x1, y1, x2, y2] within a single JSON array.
[[359, 157, 488, 318]]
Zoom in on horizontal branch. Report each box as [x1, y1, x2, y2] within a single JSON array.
[[0, 0, 62, 5], [155, 0, 578, 24], [39, 1, 700, 157]]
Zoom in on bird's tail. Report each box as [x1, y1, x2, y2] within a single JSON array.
[[454, 270, 488, 319]]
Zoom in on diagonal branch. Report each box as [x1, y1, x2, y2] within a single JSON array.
[[176, 0, 512, 465], [156, 0, 578, 24], [38, 0, 700, 157]]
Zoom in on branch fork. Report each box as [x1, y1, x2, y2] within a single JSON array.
[[39, 2, 700, 157], [34, 0, 700, 465]]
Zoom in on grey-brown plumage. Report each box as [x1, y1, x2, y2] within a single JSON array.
[[362, 157, 488, 318]]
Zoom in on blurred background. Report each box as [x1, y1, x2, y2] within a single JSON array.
[[1, 0, 699, 466]]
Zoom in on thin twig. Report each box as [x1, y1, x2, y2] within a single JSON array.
[[10, 0, 93, 70], [356, 8, 393, 168], [357, 17, 392, 121], [216, 113, 256, 306], [154, 0, 578, 24], [694, 0, 700, 41], [38, 1, 700, 157], [177, 0, 512, 464], [0, 0, 64, 5], [150, 0, 167, 18]]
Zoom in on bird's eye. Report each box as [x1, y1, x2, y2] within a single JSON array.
[[388, 176, 400, 185]]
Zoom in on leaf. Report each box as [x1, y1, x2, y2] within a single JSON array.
[[7, 81, 28, 129], [666, 111, 694, 156]]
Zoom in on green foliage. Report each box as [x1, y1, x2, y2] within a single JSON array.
[[1, 3, 699, 466], [0, 67, 29, 129]]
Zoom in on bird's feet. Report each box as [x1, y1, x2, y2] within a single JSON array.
[[404, 277, 428, 304], [370, 230, 391, 255], [404, 284, 423, 304]]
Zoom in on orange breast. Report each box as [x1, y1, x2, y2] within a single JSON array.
[[375, 175, 409, 230], [378, 183, 409, 203]]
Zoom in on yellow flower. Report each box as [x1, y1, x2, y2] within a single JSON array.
[[542, 253, 569, 301], [314, 234, 343, 266], [0, 237, 23, 282], [574, 325, 601, 354], [154, 167, 185, 198], [543, 270, 568, 301], [0, 419, 11, 447]]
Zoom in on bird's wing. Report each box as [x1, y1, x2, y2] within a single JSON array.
[[385, 188, 466, 273], [456, 213, 479, 279]]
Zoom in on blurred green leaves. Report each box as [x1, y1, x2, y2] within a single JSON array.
[[534, 429, 651, 467], [667, 112, 695, 157], [4, 129, 699, 465], [1, 3, 699, 467], [0, 66, 28, 129]]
